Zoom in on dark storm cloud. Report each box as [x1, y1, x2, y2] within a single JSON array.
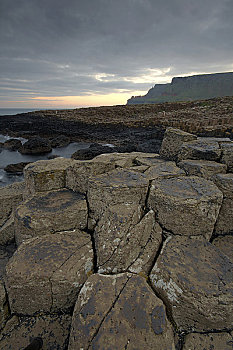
[[0, 0, 233, 103]]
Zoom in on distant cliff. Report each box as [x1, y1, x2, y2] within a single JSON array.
[[127, 72, 233, 104]]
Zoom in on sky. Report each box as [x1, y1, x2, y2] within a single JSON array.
[[0, 0, 233, 109]]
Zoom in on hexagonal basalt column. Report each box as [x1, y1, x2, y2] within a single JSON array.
[[148, 176, 223, 239], [150, 236, 233, 332], [15, 189, 88, 246], [87, 168, 149, 229], [5, 232, 93, 315], [68, 273, 175, 350], [213, 173, 233, 235]]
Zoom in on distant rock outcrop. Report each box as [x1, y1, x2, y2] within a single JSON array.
[[127, 72, 233, 104]]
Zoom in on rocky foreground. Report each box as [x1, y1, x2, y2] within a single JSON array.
[[0, 96, 233, 146], [0, 128, 233, 349]]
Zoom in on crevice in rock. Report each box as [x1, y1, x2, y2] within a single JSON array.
[[87, 275, 131, 349], [86, 196, 98, 273], [144, 180, 152, 211], [0, 209, 13, 230]]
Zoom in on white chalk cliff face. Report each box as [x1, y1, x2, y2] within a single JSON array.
[[0, 128, 233, 349]]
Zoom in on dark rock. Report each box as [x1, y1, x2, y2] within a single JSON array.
[[19, 137, 52, 154], [3, 139, 22, 151], [71, 144, 115, 160], [4, 162, 30, 174], [50, 135, 70, 148], [136, 139, 162, 153]]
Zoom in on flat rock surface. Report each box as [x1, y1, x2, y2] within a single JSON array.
[[178, 159, 227, 180], [0, 314, 71, 350], [183, 332, 233, 350], [87, 168, 149, 228], [68, 273, 175, 350], [150, 236, 233, 332], [148, 176, 223, 238], [220, 142, 233, 172], [15, 189, 88, 245], [5, 231, 93, 314], [24, 157, 75, 196], [144, 161, 185, 180], [94, 205, 162, 274], [178, 139, 221, 162]]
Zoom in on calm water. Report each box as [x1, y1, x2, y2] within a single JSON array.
[[0, 134, 91, 187]]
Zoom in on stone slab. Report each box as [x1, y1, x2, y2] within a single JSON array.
[[148, 176, 223, 238], [160, 127, 197, 161], [14, 189, 88, 245], [94, 205, 162, 274], [178, 139, 221, 162], [150, 236, 233, 332], [212, 235, 233, 262], [5, 231, 93, 314], [144, 161, 185, 180], [87, 168, 149, 229], [68, 273, 175, 350], [178, 159, 227, 180], [24, 157, 76, 197]]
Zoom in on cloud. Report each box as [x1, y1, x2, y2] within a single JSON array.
[[0, 0, 233, 106]]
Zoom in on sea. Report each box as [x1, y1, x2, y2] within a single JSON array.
[[0, 132, 91, 188], [0, 108, 59, 115]]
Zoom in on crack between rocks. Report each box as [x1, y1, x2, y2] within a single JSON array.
[[86, 194, 98, 273], [144, 180, 152, 211], [0, 209, 13, 230], [87, 276, 131, 349]]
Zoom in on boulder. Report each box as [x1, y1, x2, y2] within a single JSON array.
[[183, 332, 233, 350], [150, 236, 233, 332], [50, 135, 70, 147], [66, 159, 115, 194], [4, 162, 30, 174], [87, 168, 149, 229], [68, 273, 175, 350], [0, 281, 9, 331], [135, 155, 164, 166], [5, 232, 93, 315], [159, 127, 197, 161], [144, 161, 185, 180], [212, 235, 233, 263], [14, 189, 88, 246], [24, 157, 75, 197], [3, 139, 22, 151], [148, 176, 223, 239], [220, 142, 233, 172], [71, 144, 115, 160], [94, 206, 162, 274], [0, 314, 71, 350], [213, 173, 233, 235], [19, 137, 52, 154], [0, 181, 25, 228], [178, 139, 221, 162], [178, 159, 227, 180]]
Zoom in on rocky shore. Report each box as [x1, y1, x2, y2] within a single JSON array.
[[0, 127, 232, 349], [0, 96, 232, 146]]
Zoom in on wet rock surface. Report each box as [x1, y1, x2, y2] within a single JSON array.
[[3, 139, 22, 151], [19, 136, 52, 154], [68, 273, 175, 350]]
